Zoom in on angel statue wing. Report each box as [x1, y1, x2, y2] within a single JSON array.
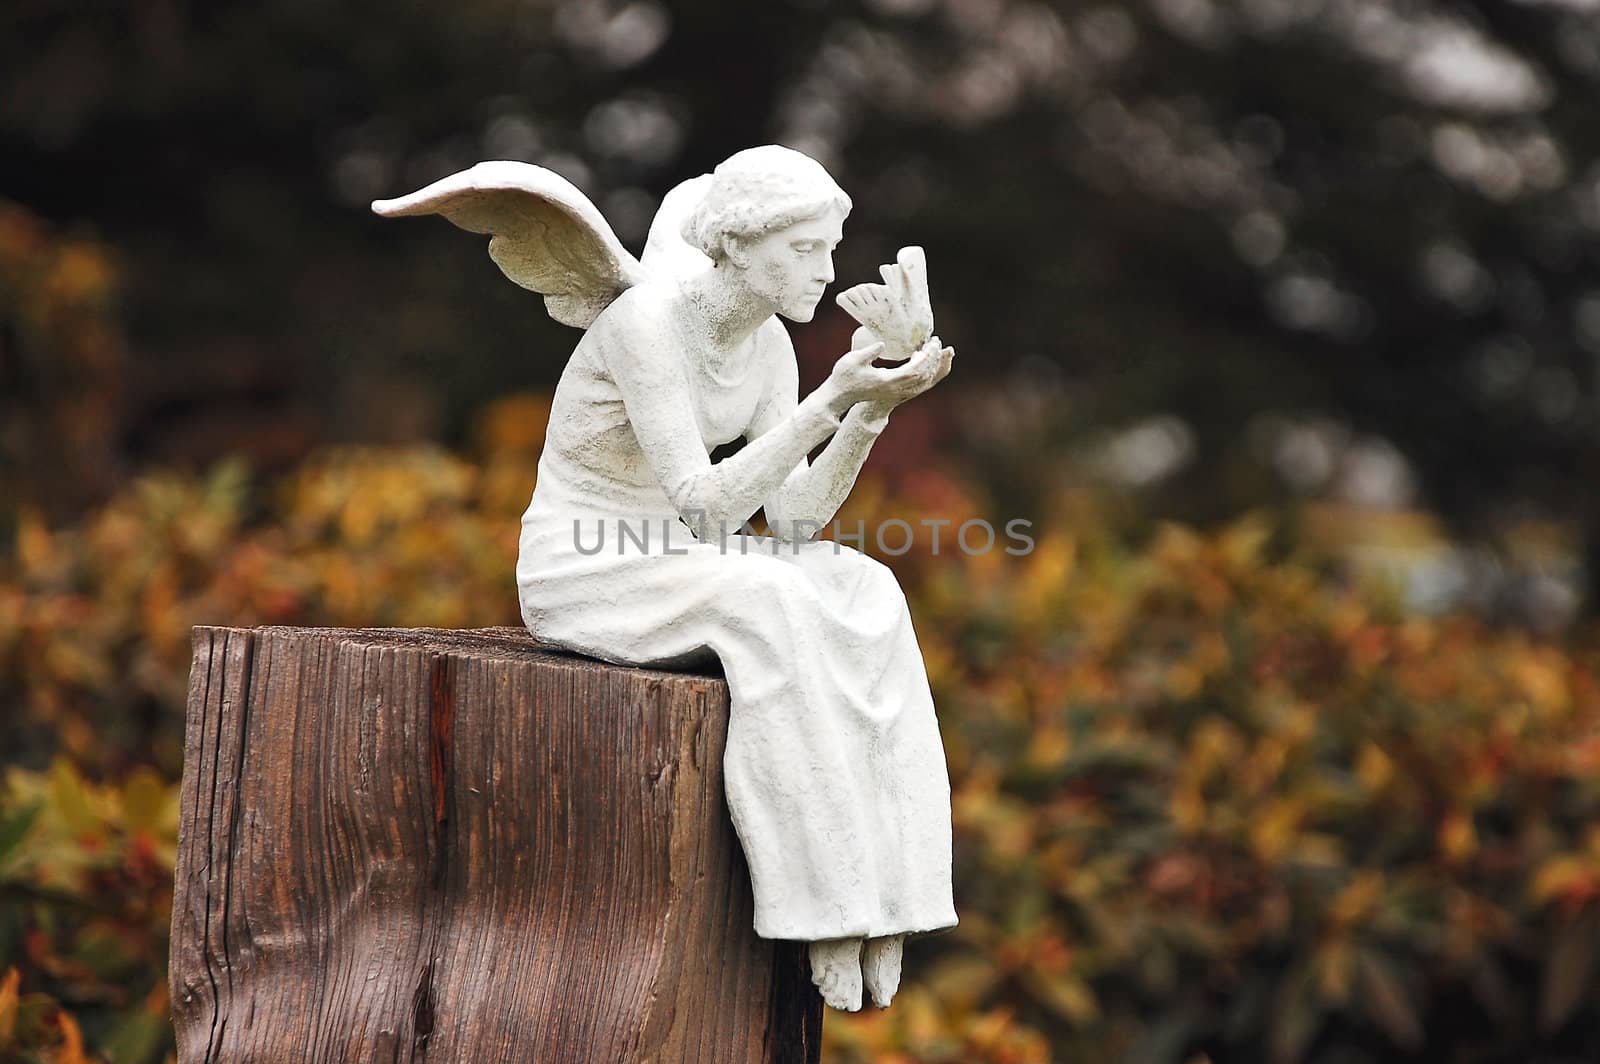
[[373, 161, 660, 329], [641, 173, 714, 279]]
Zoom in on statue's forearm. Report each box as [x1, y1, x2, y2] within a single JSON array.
[[676, 386, 842, 533], [769, 401, 891, 539]]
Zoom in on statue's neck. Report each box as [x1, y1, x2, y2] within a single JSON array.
[[680, 267, 772, 353]]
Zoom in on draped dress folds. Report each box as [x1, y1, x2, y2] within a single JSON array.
[[515, 283, 957, 941]]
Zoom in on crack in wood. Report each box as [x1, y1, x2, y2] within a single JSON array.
[[411, 960, 436, 1053]]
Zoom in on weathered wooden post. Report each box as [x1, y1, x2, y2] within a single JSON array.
[[169, 626, 822, 1062]]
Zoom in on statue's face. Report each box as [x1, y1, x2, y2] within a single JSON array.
[[736, 208, 844, 323]]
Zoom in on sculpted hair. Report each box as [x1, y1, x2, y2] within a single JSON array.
[[682, 145, 852, 263]]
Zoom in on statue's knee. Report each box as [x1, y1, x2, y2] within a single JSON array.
[[853, 551, 906, 601]]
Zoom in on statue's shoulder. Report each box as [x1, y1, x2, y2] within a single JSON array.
[[755, 317, 797, 388], [581, 280, 683, 380], [587, 279, 680, 338]]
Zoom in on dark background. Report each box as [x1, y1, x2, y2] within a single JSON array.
[[7, 0, 1599, 616]]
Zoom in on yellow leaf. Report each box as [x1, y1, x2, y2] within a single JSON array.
[[1311, 939, 1355, 1005], [1290, 832, 1345, 868], [49, 760, 99, 837], [1170, 786, 1207, 834], [1355, 743, 1394, 793], [1024, 726, 1072, 773], [1329, 870, 1384, 929], [1530, 856, 1597, 907], [1513, 654, 1570, 715], [1026, 972, 1100, 1026], [120, 768, 169, 833], [1218, 511, 1273, 569], [1152, 522, 1204, 569], [49, 241, 116, 302], [1164, 662, 1204, 699], [898, 987, 944, 1050], [1016, 534, 1077, 624], [16, 509, 54, 572], [1439, 811, 1477, 863], [964, 1007, 1016, 1048], [1029, 533, 1077, 588], [1250, 798, 1304, 863]]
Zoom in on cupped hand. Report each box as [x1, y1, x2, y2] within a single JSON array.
[[825, 334, 954, 417], [900, 334, 954, 396]]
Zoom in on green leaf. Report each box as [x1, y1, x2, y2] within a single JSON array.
[[1539, 911, 1599, 1035], [70, 921, 136, 976], [13, 992, 63, 1046], [1121, 1002, 1200, 1064], [101, 1007, 169, 1064], [1355, 948, 1422, 1051], [1268, 963, 1322, 1064], [1468, 954, 1514, 1024], [0, 802, 42, 867]]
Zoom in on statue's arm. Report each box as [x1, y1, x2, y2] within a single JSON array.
[[599, 302, 844, 534], [751, 325, 889, 542]]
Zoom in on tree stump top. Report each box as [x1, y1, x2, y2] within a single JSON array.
[[236, 624, 726, 677]]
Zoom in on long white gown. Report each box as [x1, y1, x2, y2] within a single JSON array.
[[515, 282, 957, 941]]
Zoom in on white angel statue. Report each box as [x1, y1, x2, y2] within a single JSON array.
[[373, 145, 957, 1012]]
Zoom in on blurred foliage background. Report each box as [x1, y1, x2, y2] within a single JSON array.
[[5, 0, 1600, 1060]]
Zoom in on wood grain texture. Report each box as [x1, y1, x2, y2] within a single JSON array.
[[169, 626, 822, 1063]]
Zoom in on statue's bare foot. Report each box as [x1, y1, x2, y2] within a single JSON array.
[[809, 937, 864, 1012], [862, 935, 905, 1008]]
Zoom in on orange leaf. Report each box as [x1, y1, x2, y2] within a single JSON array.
[[0, 968, 20, 1045]]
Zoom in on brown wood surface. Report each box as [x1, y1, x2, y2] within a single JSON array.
[[169, 626, 822, 1063]]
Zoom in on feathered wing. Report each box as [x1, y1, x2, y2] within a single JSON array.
[[372, 161, 649, 329], [641, 173, 714, 280]]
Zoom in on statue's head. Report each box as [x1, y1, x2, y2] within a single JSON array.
[[683, 145, 852, 322]]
